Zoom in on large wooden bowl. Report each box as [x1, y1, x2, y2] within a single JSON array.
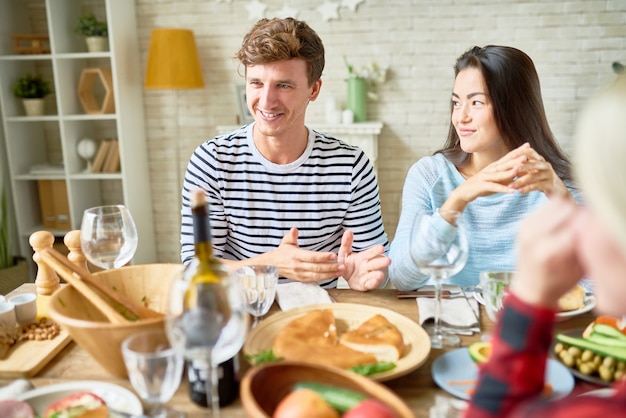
[[47, 263, 183, 377], [241, 361, 416, 418]]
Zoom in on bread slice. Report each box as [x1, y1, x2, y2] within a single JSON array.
[[339, 314, 405, 362], [272, 309, 378, 369], [558, 285, 586, 311]]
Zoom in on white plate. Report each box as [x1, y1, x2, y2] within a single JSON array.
[[473, 289, 595, 321], [431, 347, 574, 401], [16, 381, 143, 416], [244, 302, 432, 382]]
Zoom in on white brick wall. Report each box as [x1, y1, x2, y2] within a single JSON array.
[[135, 0, 626, 263]]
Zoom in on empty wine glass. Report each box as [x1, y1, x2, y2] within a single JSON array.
[[166, 263, 248, 417], [410, 209, 469, 349], [479, 271, 515, 341], [121, 329, 184, 418], [234, 265, 278, 328], [80, 205, 138, 269]]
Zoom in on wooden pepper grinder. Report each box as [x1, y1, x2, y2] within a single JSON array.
[[29, 230, 60, 319], [64, 230, 88, 271]]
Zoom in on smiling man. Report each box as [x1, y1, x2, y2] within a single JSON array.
[[180, 18, 390, 291]]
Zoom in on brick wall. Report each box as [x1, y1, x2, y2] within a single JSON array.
[[135, 0, 626, 263]]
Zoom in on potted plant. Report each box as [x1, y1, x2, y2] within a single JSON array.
[[13, 73, 53, 117], [75, 13, 109, 52]]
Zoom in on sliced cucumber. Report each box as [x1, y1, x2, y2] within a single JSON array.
[[293, 381, 367, 413], [588, 333, 626, 348], [556, 333, 626, 362], [592, 323, 626, 341]]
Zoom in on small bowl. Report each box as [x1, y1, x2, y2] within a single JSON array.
[[47, 263, 183, 377], [240, 361, 415, 418]]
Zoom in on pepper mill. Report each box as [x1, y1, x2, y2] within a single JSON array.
[[64, 230, 88, 271], [29, 230, 60, 319]]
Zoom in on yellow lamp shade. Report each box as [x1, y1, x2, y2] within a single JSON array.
[[145, 28, 205, 90]]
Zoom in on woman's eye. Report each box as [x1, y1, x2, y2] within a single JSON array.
[[452, 100, 461, 107]]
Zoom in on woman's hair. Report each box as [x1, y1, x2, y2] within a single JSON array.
[[438, 45, 573, 183], [235, 17, 325, 87], [574, 75, 626, 254]]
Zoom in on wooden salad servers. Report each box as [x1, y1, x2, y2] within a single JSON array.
[[31, 230, 162, 324]]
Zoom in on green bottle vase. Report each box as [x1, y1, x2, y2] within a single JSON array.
[[347, 77, 367, 122]]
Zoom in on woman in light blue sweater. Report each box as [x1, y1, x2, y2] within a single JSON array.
[[390, 45, 579, 290]]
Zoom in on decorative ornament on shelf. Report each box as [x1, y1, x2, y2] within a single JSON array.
[[343, 56, 388, 122], [240, 0, 366, 22], [77, 138, 98, 173]]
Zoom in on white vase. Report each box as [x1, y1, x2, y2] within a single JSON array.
[[22, 98, 45, 116], [85, 36, 109, 52]]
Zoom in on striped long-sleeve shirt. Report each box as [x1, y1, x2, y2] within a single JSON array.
[[180, 124, 389, 288]]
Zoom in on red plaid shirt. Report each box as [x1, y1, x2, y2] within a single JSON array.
[[464, 293, 626, 417]]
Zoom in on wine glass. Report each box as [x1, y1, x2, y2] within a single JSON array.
[[80, 205, 138, 269], [166, 263, 249, 416], [121, 329, 185, 417], [234, 265, 278, 328], [409, 209, 469, 348], [479, 271, 515, 341]]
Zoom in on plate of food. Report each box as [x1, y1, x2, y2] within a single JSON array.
[[474, 284, 595, 321], [432, 347, 574, 400], [243, 303, 431, 382], [552, 317, 626, 387], [13, 380, 143, 416]]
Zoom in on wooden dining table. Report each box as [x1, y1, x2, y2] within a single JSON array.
[[1, 285, 599, 417]]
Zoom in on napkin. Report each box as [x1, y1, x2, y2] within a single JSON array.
[[417, 290, 480, 335], [275, 282, 334, 311]]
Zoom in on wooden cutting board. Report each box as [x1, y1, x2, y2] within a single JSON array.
[[0, 329, 71, 378]]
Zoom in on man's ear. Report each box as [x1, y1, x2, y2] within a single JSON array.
[[309, 78, 322, 102]]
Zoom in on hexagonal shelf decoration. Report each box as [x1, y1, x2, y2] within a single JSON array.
[[77, 67, 115, 114]]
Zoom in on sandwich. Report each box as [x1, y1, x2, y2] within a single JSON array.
[[43, 391, 108, 418], [339, 314, 405, 362], [558, 285, 586, 312], [272, 309, 405, 369]]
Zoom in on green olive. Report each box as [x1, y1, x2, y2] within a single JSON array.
[[559, 351, 575, 367], [602, 356, 616, 369], [554, 343, 564, 354], [578, 362, 595, 376], [615, 369, 625, 381], [581, 350, 594, 362], [567, 346, 582, 358], [617, 361, 626, 372], [598, 365, 614, 382]]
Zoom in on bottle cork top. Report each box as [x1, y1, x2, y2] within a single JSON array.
[[190, 189, 206, 209]]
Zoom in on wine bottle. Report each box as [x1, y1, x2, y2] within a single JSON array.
[[186, 189, 239, 408]]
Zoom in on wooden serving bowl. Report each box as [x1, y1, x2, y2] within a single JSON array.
[[47, 263, 183, 377], [241, 361, 416, 418]]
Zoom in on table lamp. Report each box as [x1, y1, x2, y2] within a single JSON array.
[[144, 28, 205, 194]]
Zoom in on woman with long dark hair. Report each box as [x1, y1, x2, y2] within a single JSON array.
[[390, 45, 579, 289]]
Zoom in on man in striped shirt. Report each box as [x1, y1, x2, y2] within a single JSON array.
[[180, 17, 390, 291]]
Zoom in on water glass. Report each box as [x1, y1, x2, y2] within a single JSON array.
[[122, 329, 184, 417], [234, 265, 278, 327], [479, 271, 516, 324]]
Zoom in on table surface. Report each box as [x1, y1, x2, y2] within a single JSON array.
[[2, 285, 598, 417]]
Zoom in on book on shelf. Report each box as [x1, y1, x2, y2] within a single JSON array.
[[103, 139, 120, 173], [90, 139, 111, 173], [91, 138, 120, 173], [37, 180, 71, 230]]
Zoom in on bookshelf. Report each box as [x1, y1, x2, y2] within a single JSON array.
[[0, 0, 156, 274]]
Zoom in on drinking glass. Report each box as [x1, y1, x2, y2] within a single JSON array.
[[80, 205, 138, 269], [479, 271, 515, 341], [166, 263, 248, 417], [234, 265, 278, 328], [121, 329, 184, 417], [410, 209, 468, 348]]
